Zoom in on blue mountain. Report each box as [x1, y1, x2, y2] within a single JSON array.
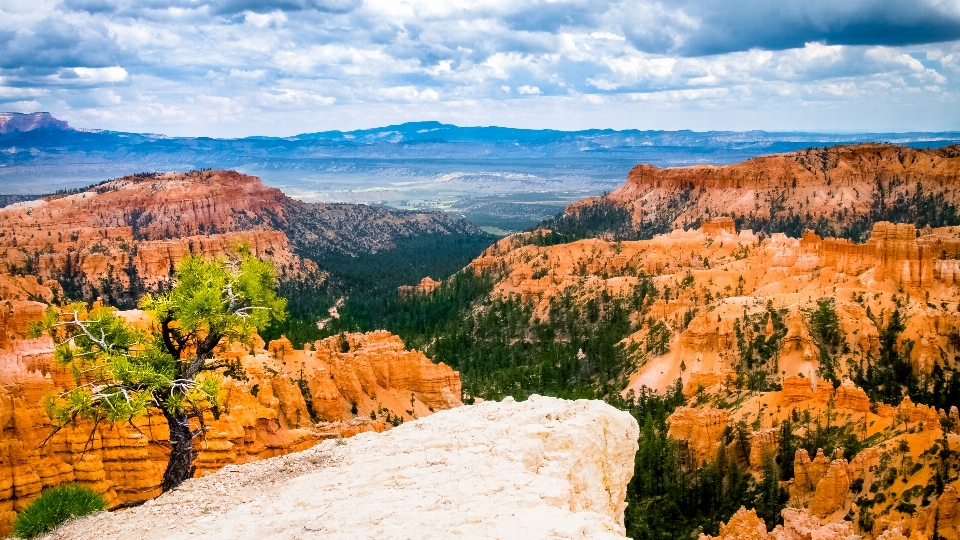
[[2, 112, 960, 195]]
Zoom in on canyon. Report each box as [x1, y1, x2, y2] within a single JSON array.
[[472, 218, 960, 396], [460, 214, 960, 537], [0, 170, 481, 307], [4, 142, 960, 538], [0, 169, 486, 537]]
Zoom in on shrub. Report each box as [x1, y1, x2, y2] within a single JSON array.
[[13, 483, 107, 538]]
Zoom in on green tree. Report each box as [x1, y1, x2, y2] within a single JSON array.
[[803, 298, 843, 385], [34, 250, 287, 491], [753, 454, 789, 529]]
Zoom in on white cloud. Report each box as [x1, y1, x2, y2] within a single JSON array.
[[587, 78, 619, 90], [230, 69, 267, 80], [378, 86, 440, 102], [244, 11, 288, 28], [263, 88, 336, 105], [49, 67, 129, 85], [589, 31, 625, 41], [3, 0, 958, 134]]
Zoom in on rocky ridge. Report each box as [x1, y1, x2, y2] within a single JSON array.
[[41, 395, 638, 540], [562, 144, 960, 239], [0, 170, 480, 307]]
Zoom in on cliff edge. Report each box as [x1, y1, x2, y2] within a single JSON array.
[[42, 396, 639, 540]]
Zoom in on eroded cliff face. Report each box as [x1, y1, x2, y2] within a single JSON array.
[[0, 329, 460, 536], [566, 144, 960, 238], [673, 375, 960, 540], [455, 217, 960, 539], [468, 220, 960, 396], [0, 171, 314, 307], [0, 169, 481, 308]]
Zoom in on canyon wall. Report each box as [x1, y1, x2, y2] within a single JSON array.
[[566, 143, 960, 238], [460, 216, 960, 539], [0, 169, 482, 307], [0, 329, 461, 536], [469, 219, 960, 395]]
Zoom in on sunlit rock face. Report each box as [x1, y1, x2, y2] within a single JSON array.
[[0, 330, 461, 537], [44, 395, 639, 540], [0, 169, 479, 308], [570, 143, 960, 238]]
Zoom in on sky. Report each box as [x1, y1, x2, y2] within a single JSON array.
[[2, 0, 960, 137]]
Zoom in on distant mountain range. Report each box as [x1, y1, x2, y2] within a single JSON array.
[[5, 112, 960, 233], [3, 112, 960, 194]]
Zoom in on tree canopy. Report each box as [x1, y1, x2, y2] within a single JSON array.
[[33, 248, 287, 490]]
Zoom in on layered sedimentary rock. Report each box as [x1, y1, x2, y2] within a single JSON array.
[[459, 210, 960, 538], [667, 406, 728, 464], [0, 171, 314, 306], [0, 170, 480, 307], [464, 219, 960, 399], [45, 396, 639, 540], [569, 143, 960, 240], [809, 458, 852, 518], [0, 330, 460, 536]]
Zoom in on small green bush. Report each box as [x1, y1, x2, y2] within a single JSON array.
[[13, 483, 107, 538]]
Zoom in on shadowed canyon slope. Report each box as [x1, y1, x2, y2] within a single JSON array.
[[556, 143, 960, 241]]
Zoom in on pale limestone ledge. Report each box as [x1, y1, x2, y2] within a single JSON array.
[[46, 395, 639, 540]]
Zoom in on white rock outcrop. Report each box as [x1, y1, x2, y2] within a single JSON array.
[[46, 395, 639, 540]]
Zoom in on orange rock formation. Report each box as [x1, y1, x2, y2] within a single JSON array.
[[398, 276, 441, 298], [700, 506, 861, 540], [0, 329, 460, 536], [461, 213, 960, 538], [667, 406, 728, 464], [571, 144, 960, 238], [0, 171, 318, 307]]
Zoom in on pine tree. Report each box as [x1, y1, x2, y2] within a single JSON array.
[[33, 248, 287, 491]]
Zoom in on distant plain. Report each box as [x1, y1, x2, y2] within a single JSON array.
[[3, 119, 960, 233]]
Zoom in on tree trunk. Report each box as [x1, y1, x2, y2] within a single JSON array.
[[161, 409, 195, 491]]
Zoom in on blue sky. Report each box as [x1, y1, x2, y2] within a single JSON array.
[[2, 0, 960, 137]]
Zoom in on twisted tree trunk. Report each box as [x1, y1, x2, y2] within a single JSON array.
[[161, 408, 195, 491]]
